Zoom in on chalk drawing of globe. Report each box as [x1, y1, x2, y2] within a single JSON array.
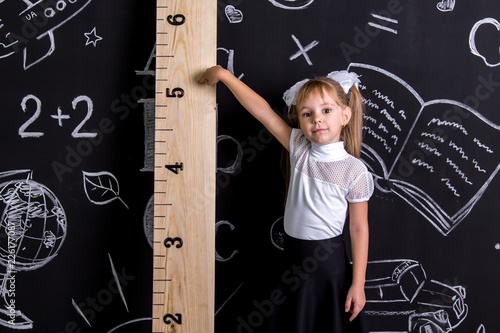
[[0, 179, 67, 271]]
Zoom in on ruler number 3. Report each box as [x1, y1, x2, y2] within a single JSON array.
[[167, 14, 185, 26], [164, 237, 183, 248]]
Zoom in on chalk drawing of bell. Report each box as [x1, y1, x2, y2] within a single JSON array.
[[0, 170, 67, 329]]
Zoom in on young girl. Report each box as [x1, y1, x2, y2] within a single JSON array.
[[198, 66, 373, 333]]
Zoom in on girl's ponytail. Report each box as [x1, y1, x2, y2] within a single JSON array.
[[342, 86, 364, 158]]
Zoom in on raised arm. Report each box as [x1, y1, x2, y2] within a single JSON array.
[[198, 66, 292, 151]]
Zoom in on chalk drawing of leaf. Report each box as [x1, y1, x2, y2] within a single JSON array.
[[82, 171, 129, 209]]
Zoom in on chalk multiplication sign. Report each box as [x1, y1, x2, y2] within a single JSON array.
[[153, 1, 217, 332]]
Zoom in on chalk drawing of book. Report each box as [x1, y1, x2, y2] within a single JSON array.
[[347, 63, 500, 236]]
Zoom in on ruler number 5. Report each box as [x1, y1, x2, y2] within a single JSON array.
[[167, 14, 185, 26], [166, 88, 184, 98]]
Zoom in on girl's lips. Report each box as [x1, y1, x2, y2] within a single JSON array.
[[313, 128, 326, 133]]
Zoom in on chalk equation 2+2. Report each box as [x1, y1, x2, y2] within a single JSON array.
[[19, 94, 98, 139]]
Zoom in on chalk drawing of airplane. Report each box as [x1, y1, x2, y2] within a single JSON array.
[[0, 0, 92, 70]]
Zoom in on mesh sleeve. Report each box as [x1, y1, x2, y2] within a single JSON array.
[[346, 171, 374, 202], [289, 128, 308, 162], [290, 128, 304, 151]]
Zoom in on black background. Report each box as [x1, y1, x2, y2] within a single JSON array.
[[214, 1, 500, 333], [0, 1, 499, 333], [0, 1, 154, 332]]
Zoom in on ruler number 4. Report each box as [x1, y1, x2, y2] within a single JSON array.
[[165, 162, 184, 174]]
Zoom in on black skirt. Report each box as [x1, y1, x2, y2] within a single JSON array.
[[268, 234, 369, 333]]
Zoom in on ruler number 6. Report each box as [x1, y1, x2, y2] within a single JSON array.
[[167, 14, 185, 26]]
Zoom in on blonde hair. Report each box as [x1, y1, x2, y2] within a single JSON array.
[[287, 77, 364, 158]]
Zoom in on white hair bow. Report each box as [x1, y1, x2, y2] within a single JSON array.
[[326, 70, 360, 94], [282, 70, 360, 108]]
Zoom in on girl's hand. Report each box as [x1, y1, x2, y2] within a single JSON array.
[[345, 284, 366, 321], [197, 65, 225, 85]]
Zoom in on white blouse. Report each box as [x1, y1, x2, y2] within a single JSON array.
[[284, 128, 374, 240]]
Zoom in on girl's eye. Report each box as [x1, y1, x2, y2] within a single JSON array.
[[323, 109, 331, 114], [302, 112, 311, 117]]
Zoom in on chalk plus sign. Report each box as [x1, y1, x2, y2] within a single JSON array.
[[289, 34, 319, 66], [51, 107, 70, 127]]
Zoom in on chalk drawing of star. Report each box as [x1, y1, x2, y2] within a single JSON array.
[[84, 27, 103, 47]]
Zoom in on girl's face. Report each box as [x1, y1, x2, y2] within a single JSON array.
[[297, 89, 351, 146]]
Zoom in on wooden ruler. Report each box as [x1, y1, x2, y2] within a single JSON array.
[[153, 1, 216, 332]]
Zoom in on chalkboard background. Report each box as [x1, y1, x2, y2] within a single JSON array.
[[0, 1, 499, 333], [214, 1, 500, 333], [0, 1, 155, 332]]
